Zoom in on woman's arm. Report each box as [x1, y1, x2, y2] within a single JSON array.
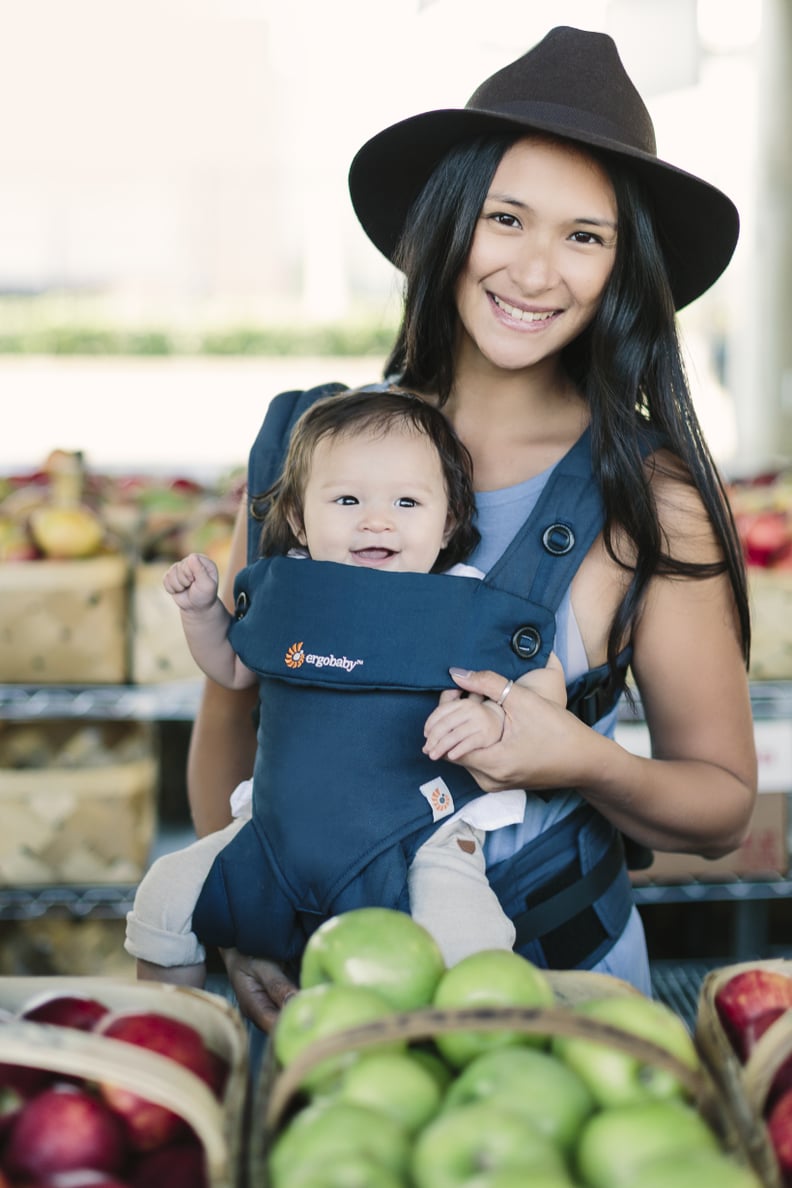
[[187, 500, 259, 836], [441, 477, 757, 858]]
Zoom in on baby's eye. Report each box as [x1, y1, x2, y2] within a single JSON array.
[[396, 497, 418, 508], [334, 495, 359, 506]]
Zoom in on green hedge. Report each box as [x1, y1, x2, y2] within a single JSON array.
[[0, 320, 398, 358]]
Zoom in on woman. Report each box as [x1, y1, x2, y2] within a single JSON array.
[[186, 26, 757, 1030]]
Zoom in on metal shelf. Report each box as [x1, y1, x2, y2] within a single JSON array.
[[1, 681, 791, 924], [0, 681, 203, 722], [2, 678, 792, 723]]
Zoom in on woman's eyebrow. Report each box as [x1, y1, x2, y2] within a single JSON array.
[[485, 191, 617, 231]]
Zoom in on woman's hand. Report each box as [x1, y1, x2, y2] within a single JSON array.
[[424, 661, 581, 793], [220, 947, 297, 1033]]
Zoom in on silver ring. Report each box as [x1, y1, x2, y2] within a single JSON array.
[[496, 679, 514, 707]]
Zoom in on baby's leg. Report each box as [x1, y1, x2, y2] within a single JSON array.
[[408, 818, 516, 966], [125, 818, 247, 987]]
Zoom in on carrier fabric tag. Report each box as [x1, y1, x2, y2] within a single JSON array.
[[419, 778, 455, 822]]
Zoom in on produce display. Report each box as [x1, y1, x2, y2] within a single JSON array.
[[728, 472, 792, 571], [0, 448, 242, 569], [0, 979, 247, 1188], [0, 448, 243, 684], [257, 908, 759, 1188], [697, 959, 792, 1188]]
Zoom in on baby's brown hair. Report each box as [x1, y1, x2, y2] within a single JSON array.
[[251, 387, 480, 572]]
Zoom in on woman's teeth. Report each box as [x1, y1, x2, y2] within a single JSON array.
[[493, 296, 555, 322]]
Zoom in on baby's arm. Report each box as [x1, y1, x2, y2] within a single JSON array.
[[423, 653, 566, 763], [163, 554, 256, 690]]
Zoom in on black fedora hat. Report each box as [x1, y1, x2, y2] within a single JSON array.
[[348, 26, 739, 309]]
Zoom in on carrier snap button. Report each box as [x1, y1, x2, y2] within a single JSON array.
[[542, 523, 575, 555], [234, 591, 249, 619], [511, 625, 541, 659]]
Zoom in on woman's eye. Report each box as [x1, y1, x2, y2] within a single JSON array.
[[488, 211, 521, 229], [570, 230, 604, 245]]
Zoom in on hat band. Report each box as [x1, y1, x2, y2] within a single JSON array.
[[471, 99, 657, 157]]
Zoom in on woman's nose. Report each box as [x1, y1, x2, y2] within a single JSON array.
[[510, 234, 557, 292]]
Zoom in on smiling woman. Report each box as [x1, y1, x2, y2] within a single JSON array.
[[173, 25, 756, 1032]]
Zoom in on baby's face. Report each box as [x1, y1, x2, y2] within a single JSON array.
[[296, 426, 453, 572]]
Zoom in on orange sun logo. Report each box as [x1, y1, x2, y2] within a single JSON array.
[[284, 641, 305, 669]]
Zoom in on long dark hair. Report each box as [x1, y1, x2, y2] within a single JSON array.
[[251, 387, 480, 573], [387, 133, 750, 675]]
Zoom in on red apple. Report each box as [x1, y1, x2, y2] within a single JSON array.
[[714, 969, 792, 1060], [3, 1085, 127, 1180], [94, 1012, 214, 1152], [127, 1139, 208, 1188], [20, 993, 110, 1032], [42, 1172, 131, 1188], [767, 1087, 792, 1179]]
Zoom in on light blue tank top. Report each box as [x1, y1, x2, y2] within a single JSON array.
[[473, 466, 649, 993]]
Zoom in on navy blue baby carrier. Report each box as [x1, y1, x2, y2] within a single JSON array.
[[192, 384, 641, 973]]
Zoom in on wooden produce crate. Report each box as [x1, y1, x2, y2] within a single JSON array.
[[130, 561, 201, 684], [0, 976, 249, 1188], [696, 958, 792, 1188], [749, 569, 792, 681], [0, 555, 130, 683], [253, 969, 751, 1188], [0, 720, 157, 885]]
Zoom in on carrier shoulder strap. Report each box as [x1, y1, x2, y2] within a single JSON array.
[[246, 383, 349, 564]]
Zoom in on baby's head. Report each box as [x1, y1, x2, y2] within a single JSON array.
[[255, 387, 479, 573]]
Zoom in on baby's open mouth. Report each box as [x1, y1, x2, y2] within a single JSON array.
[[353, 548, 397, 562]]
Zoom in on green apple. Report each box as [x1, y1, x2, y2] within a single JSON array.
[[268, 1100, 410, 1188], [300, 908, 445, 1010], [409, 1046, 455, 1095], [431, 949, 555, 1067], [551, 994, 699, 1107], [334, 1048, 445, 1133], [575, 1098, 719, 1188], [273, 982, 400, 1093], [633, 1148, 762, 1188], [443, 1046, 595, 1153], [411, 1100, 567, 1188], [464, 1172, 576, 1188], [285, 1151, 408, 1188]]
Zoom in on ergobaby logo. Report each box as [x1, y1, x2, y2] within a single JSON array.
[[284, 641, 364, 673]]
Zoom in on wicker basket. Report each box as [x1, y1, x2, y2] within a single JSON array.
[[253, 969, 749, 1188], [0, 555, 130, 683], [130, 561, 202, 684], [749, 570, 792, 680], [0, 976, 249, 1188], [0, 720, 157, 884], [696, 958, 792, 1188]]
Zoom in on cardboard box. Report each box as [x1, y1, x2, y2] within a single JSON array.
[[0, 976, 249, 1188], [618, 719, 790, 882], [0, 720, 157, 884], [130, 561, 201, 683], [0, 555, 129, 683]]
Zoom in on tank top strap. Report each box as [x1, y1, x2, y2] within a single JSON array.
[[483, 427, 604, 616]]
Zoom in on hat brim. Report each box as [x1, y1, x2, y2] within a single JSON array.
[[348, 108, 739, 310]]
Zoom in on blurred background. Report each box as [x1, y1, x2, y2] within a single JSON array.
[[2, 0, 792, 990], [1, 0, 789, 477]]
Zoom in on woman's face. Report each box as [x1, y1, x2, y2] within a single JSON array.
[[454, 136, 618, 375]]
